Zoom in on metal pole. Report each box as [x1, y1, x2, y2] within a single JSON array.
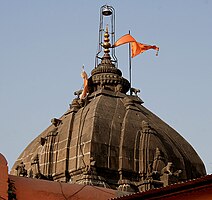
[[129, 30, 132, 95]]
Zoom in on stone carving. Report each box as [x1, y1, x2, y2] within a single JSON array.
[[152, 148, 166, 173], [70, 98, 81, 110], [15, 161, 27, 177], [40, 118, 59, 146], [118, 179, 137, 193], [141, 120, 156, 134], [130, 88, 140, 96], [145, 148, 182, 188], [71, 90, 89, 108], [139, 121, 156, 180], [31, 154, 40, 177], [146, 148, 166, 182], [51, 118, 62, 127], [115, 84, 123, 92], [137, 147, 183, 190], [31, 154, 49, 180], [160, 162, 182, 186], [161, 162, 174, 175], [76, 157, 110, 188], [74, 89, 83, 99], [86, 157, 97, 175]]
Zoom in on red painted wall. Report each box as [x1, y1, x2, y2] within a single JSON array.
[[0, 153, 8, 200]]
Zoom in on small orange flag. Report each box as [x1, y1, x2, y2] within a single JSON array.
[[113, 34, 136, 47], [113, 33, 159, 58], [131, 42, 159, 58], [80, 67, 88, 99]]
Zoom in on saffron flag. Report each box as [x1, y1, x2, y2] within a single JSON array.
[[131, 42, 159, 58], [80, 68, 88, 99], [113, 34, 159, 58], [113, 34, 136, 47]]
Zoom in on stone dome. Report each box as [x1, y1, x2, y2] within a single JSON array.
[[11, 52, 206, 192]]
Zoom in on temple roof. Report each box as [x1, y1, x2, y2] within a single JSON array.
[[10, 4, 206, 193], [11, 69, 206, 191]]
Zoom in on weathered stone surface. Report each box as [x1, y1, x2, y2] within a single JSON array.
[[10, 34, 206, 191], [11, 84, 206, 190]]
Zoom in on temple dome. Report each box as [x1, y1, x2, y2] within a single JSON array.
[[11, 18, 206, 191], [11, 59, 206, 191]]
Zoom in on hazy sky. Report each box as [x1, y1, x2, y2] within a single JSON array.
[[1, 1, 212, 174]]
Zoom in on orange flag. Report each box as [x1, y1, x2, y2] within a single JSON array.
[[80, 67, 88, 99], [131, 42, 159, 58], [113, 34, 159, 58], [113, 34, 136, 47]]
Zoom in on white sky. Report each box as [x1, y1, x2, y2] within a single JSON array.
[[0, 0, 212, 173]]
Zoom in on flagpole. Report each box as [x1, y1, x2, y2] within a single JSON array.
[[128, 30, 132, 95]]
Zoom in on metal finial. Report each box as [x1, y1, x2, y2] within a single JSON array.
[[95, 5, 117, 67], [102, 25, 111, 55]]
